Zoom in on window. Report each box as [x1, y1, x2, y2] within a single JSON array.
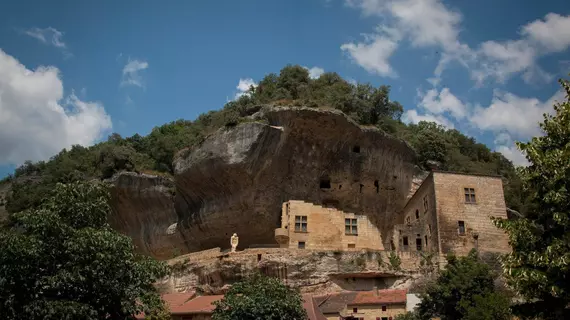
[[360, 184, 364, 193], [382, 305, 387, 311], [416, 238, 422, 251], [403, 236, 409, 247], [464, 188, 476, 203], [458, 221, 466, 235], [295, 216, 307, 232], [353, 145, 360, 153], [374, 180, 379, 193], [353, 307, 358, 313], [423, 196, 429, 212], [424, 235, 428, 247], [320, 179, 331, 189], [348, 243, 356, 248], [257, 254, 262, 262], [428, 224, 432, 236], [345, 218, 358, 235], [298, 241, 305, 249], [406, 216, 411, 225], [415, 209, 419, 220]]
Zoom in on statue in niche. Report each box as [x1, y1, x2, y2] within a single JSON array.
[[230, 233, 239, 253]]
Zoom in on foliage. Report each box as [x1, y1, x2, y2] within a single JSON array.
[[389, 251, 402, 270], [5, 64, 524, 217], [0, 181, 168, 319], [212, 273, 307, 320], [394, 311, 420, 320], [417, 250, 511, 320], [493, 78, 570, 320]]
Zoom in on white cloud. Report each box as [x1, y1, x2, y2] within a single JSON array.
[[304, 66, 325, 79], [345, 1, 570, 85], [418, 87, 468, 119], [234, 78, 257, 100], [492, 133, 529, 166], [0, 49, 112, 165], [470, 89, 564, 138], [121, 58, 148, 87], [22, 27, 71, 57], [402, 109, 454, 128], [341, 34, 399, 77]]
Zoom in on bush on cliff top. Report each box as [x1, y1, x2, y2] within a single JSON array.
[[2, 64, 528, 215]]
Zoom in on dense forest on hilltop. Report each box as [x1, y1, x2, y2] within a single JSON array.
[[0, 65, 528, 215]]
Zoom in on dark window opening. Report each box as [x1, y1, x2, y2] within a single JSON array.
[[348, 243, 356, 248], [345, 218, 358, 235], [424, 235, 428, 247], [257, 254, 262, 262], [339, 184, 342, 190], [406, 217, 411, 224], [415, 209, 419, 220], [320, 179, 331, 189], [423, 196, 429, 212], [390, 240, 395, 250], [382, 305, 387, 311], [353, 145, 360, 153], [298, 241, 305, 249], [428, 224, 432, 235], [416, 238, 422, 251], [458, 221, 466, 235], [359, 184, 364, 193], [464, 188, 476, 203], [403, 236, 409, 246], [353, 307, 358, 313], [374, 180, 379, 193], [295, 216, 307, 232]]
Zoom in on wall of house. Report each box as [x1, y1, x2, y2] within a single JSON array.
[[282, 200, 383, 250], [432, 172, 510, 256], [390, 176, 439, 253], [173, 314, 210, 320], [345, 304, 407, 320]]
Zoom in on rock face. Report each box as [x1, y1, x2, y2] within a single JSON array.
[[159, 248, 434, 295], [110, 106, 418, 258]]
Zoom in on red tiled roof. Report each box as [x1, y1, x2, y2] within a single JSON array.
[[172, 295, 224, 315], [303, 294, 328, 320], [350, 289, 407, 306], [134, 292, 196, 319]]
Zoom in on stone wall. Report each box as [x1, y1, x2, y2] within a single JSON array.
[[281, 200, 384, 251], [345, 304, 407, 320], [432, 172, 510, 256]]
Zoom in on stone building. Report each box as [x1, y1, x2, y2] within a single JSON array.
[[275, 200, 384, 251], [390, 171, 510, 256], [275, 171, 510, 257], [315, 289, 408, 320]]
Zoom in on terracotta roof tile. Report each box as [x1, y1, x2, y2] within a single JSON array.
[[350, 289, 407, 305], [172, 295, 224, 315], [302, 294, 328, 320]]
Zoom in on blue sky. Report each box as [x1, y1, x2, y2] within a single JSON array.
[[0, 0, 569, 177]]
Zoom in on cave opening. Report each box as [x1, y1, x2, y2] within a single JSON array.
[[320, 179, 331, 189], [352, 145, 360, 153], [359, 184, 364, 193], [374, 180, 379, 193]]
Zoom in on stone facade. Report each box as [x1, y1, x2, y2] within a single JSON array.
[[275, 200, 384, 251], [345, 304, 406, 320], [391, 171, 510, 257]]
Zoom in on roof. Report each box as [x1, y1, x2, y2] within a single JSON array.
[[315, 290, 407, 313], [350, 289, 407, 306], [303, 294, 328, 320], [134, 292, 196, 319], [171, 295, 224, 315]]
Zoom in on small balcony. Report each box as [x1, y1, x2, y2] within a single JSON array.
[[274, 228, 289, 246]]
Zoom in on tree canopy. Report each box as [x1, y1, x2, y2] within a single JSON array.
[[0, 181, 168, 319], [1, 64, 526, 216], [493, 78, 570, 319], [416, 250, 511, 320], [212, 273, 307, 320]]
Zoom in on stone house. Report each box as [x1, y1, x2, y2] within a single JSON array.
[[315, 289, 408, 320]]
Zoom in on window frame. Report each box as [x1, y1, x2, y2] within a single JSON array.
[[423, 195, 429, 212], [458, 220, 466, 235], [298, 241, 306, 249], [464, 187, 476, 204], [345, 218, 358, 235], [294, 215, 307, 232]]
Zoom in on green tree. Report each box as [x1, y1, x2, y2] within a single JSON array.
[[0, 181, 168, 319], [212, 273, 308, 320], [417, 250, 511, 320], [493, 78, 570, 319]]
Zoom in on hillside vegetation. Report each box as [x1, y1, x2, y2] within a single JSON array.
[[1, 65, 527, 214]]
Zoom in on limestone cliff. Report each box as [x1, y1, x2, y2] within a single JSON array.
[[109, 106, 418, 259]]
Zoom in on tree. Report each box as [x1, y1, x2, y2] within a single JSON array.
[[0, 181, 168, 319], [493, 78, 570, 319], [212, 273, 308, 320], [417, 250, 511, 320]]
